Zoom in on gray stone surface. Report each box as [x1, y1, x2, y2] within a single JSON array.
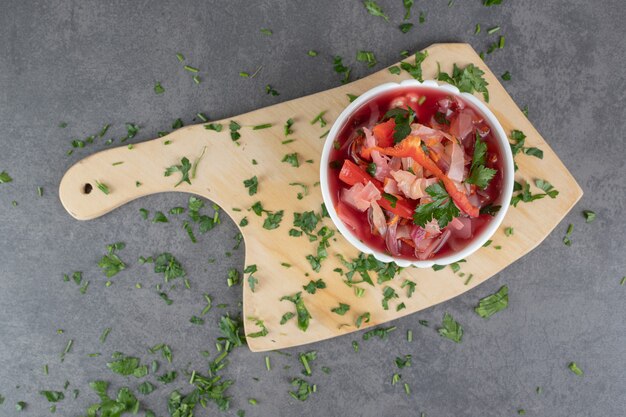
[[0, 0, 624, 416]]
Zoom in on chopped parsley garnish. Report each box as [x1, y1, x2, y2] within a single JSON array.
[[437, 63, 490, 102], [583, 210, 596, 223], [84, 382, 138, 416], [395, 355, 412, 369], [402, 0, 413, 19], [400, 50, 428, 82], [355, 312, 371, 328], [307, 50, 318, 57], [164, 157, 192, 187], [204, 123, 223, 132], [332, 56, 351, 84], [0, 170, 12, 183], [284, 118, 294, 136], [510, 180, 556, 207], [303, 279, 326, 294], [260, 28, 272, 35], [289, 378, 316, 401], [229, 121, 241, 141], [356, 50, 377, 67], [299, 351, 317, 376], [366, 162, 377, 176], [95, 180, 110, 195], [280, 292, 311, 331], [282, 152, 300, 167], [247, 317, 269, 338], [501, 71, 511, 81], [98, 243, 126, 277], [310, 110, 327, 127], [467, 134, 497, 189], [363, 0, 389, 21], [265, 84, 279, 96], [475, 285, 509, 318], [263, 210, 284, 230], [384, 107, 415, 143], [504, 227, 514, 236], [107, 354, 141, 376], [381, 286, 399, 310], [152, 211, 168, 223], [40, 391, 64, 402], [153, 253, 186, 282], [562, 223, 574, 246], [363, 326, 396, 340], [331, 303, 350, 315], [388, 66, 401, 75], [568, 362, 583, 376], [154, 82, 165, 94], [438, 313, 463, 343], [535, 179, 559, 198], [399, 23, 413, 33], [401, 279, 416, 297], [280, 312, 295, 325], [347, 93, 359, 102], [483, 0, 502, 5], [413, 182, 460, 228], [243, 176, 258, 195]]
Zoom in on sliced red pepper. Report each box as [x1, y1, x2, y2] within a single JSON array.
[[338, 160, 414, 219], [372, 119, 396, 148], [373, 136, 479, 217]]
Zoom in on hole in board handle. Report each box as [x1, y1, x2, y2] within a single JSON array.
[[83, 183, 93, 194]]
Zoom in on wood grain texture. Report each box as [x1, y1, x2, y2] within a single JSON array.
[[59, 43, 583, 352]]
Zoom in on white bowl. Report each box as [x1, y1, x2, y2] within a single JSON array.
[[319, 79, 514, 268]]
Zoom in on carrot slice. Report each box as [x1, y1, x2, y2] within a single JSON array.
[[373, 136, 479, 217]]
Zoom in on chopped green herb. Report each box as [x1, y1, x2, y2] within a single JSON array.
[[400, 50, 428, 82], [501, 71, 511, 81], [152, 211, 168, 223], [94, 180, 110, 195], [331, 303, 350, 316], [363, 0, 389, 21], [243, 176, 259, 195], [164, 157, 192, 187], [568, 362, 583, 376], [247, 317, 269, 338], [332, 56, 351, 84], [438, 313, 463, 343], [474, 23, 481, 34], [504, 227, 514, 236], [307, 50, 318, 57], [0, 171, 13, 183], [280, 292, 311, 331], [356, 50, 377, 67], [384, 106, 415, 143], [303, 279, 326, 294], [347, 93, 359, 102], [388, 66, 401, 75], [98, 243, 126, 277], [282, 152, 300, 167], [260, 28, 272, 35], [355, 312, 371, 328], [205, 123, 223, 132], [402, 0, 413, 19], [265, 84, 279, 96], [437, 63, 490, 102], [154, 82, 165, 94], [229, 120, 241, 141], [413, 182, 460, 228], [100, 327, 112, 344], [289, 378, 316, 401], [475, 285, 509, 318], [153, 253, 186, 282]]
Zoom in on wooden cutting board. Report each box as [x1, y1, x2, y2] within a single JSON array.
[[59, 43, 583, 352]]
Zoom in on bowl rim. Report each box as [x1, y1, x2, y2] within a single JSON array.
[[319, 79, 515, 268]]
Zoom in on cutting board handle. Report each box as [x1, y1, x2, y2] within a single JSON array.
[[59, 125, 218, 220]]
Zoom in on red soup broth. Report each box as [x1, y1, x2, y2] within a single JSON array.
[[327, 87, 504, 261]]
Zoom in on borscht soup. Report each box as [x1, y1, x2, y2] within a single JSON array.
[[327, 87, 504, 261]]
